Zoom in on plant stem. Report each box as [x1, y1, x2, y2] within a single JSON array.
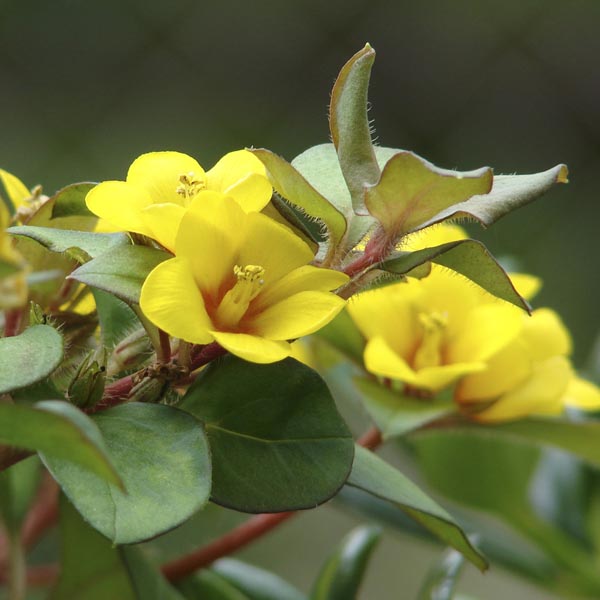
[[6, 531, 25, 600], [3, 309, 23, 338], [161, 425, 383, 582]]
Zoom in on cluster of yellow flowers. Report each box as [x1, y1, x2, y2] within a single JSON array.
[[347, 224, 600, 422], [3, 149, 598, 423], [86, 150, 348, 363]]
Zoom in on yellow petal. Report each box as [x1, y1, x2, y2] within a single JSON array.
[[210, 331, 291, 363], [562, 376, 600, 410], [249, 291, 346, 340], [86, 181, 153, 235], [448, 303, 522, 363], [127, 151, 204, 205], [414, 362, 487, 393], [238, 212, 314, 286], [522, 308, 572, 360], [348, 283, 421, 359], [223, 173, 272, 212], [510, 273, 542, 301], [206, 150, 266, 193], [140, 257, 214, 344], [141, 203, 186, 252], [254, 265, 348, 311], [456, 337, 531, 403], [475, 356, 570, 422], [175, 193, 242, 299], [364, 336, 420, 385], [0, 168, 30, 210]]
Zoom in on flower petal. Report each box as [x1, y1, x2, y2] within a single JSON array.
[[0, 169, 30, 210], [363, 336, 420, 385], [455, 337, 531, 403], [127, 151, 204, 205], [250, 291, 346, 340], [563, 377, 600, 410], [254, 265, 348, 311], [448, 303, 522, 364], [522, 308, 572, 360], [175, 193, 243, 299], [86, 181, 153, 235], [140, 257, 214, 344], [141, 203, 186, 252], [475, 356, 570, 422], [210, 331, 290, 363], [238, 212, 314, 286], [348, 283, 421, 359], [206, 150, 266, 193]]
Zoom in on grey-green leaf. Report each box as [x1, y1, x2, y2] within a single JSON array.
[[70, 245, 170, 304], [7, 225, 130, 263], [181, 356, 354, 513], [379, 239, 530, 311], [0, 401, 121, 487], [43, 403, 211, 543], [329, 44, 380, 213], [50, 182, 97, 220], [347, 446, 487, 570], [213, 559, 306, 600], [251, 149, 346, 248], [419, 164, 569, 230], [0, 324, 63, 393], [310, 525, 381, 600], [417, 547, 466, 600]]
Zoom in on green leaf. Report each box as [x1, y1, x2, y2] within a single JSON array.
[[7, 225, 130, 263], [213, 559, 306, 600], [419, 164, 569, 230], [417, 547, 466, 600], [43, 403, 211, 543], [178, 571, 251, 600], [364, 152, 492, 236], [347, 446, 487, 570], [329, 44, 380, 213], [121, 546, 186, 600], [433, 417, 600, 471], [52, 495, 135, 600], [0, 401, 121, 486], [0, 324, 63, 393], [70, 244, 170, 304], [50, 182, 96, 220], [310, 525, 381, 600], [181, 356, 354, 512], [379, 239, 530, 311], [251, 149, 346, 249], [92, 288, 140, 348], [354, 377, 456, 438]]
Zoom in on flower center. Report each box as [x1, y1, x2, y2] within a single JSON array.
[[215, 265, 265, 329], [413, 311, 447, 370], [176, 172, 205, 203]]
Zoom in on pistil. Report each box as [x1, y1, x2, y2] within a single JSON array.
[[215, 265, 265, 329]]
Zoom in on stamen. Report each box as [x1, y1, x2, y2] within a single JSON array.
[[176, 172, 205, 201], [215, 265, 266, 329], [413, 311, 447, 370]]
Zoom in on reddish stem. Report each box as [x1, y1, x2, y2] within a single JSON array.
[[3, 309, 23, 337]]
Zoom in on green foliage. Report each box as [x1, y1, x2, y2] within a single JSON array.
[[310, 525, 381, 600], [0, 401, 121, 486], [70, 245, 170, 304], [348, 446, 487, 570], [182, 356, 354, 512], [44, 403, 211, 543], [0, 324, 63, 393]]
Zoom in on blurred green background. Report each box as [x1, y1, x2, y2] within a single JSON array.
[[2, 1, 598, 598]]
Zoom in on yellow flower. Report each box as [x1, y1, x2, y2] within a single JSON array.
[[348, 268, 522, 393], [139, 192, 349, 363], [86, 150, 272, 251]]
